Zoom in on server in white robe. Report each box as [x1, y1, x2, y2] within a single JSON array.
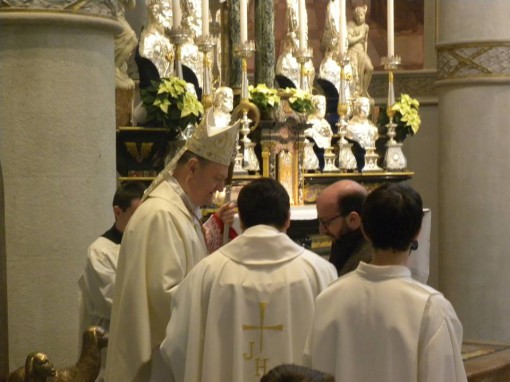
[[304, 183, 467, 382], [78, 182, 146, 334], [157, 178, 337, 382], [78, 182, 145, 381], [105, 87, 241, 382]]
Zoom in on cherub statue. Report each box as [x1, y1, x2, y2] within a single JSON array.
[[113, 0, 138, 90], [138, 0, 174, 79], [305, 95, 333, 149], [347, 5, 373, 98], [346, 96, 378, 149]]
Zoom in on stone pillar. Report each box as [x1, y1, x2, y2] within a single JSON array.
[[254, 0, 275, 87], [229, 0, 242, 88], [436, 0, 510, 341], [0, 161, 7, 375], [0, 8, 120, 369]]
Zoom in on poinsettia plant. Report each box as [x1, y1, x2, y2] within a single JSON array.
[[282, 87, 314, 114], [140, 76, 204, 136], [248, 83, 280, 113], [377, 93, 421, 142]]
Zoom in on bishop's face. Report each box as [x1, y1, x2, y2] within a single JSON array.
[[187, 160, 229, 207]]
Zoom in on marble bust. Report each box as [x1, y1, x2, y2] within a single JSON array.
[[346, 97, 378, 149], [305, 95, 333, 149]]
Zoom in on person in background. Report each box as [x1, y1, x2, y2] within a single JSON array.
[[315, 179, 371, 276], [78, 181, 146, 381], [156, 178, 337, 382], [304, 183, 467, 382]]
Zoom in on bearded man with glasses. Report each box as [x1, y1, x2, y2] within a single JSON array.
[[315, 179, 372, 276]]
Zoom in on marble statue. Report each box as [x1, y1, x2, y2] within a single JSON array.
[[285, 0, 300, 50], [276, 37, 300, 87], [303, 139, 320, 172], [139, 0, 174, 79], [346, 96, 378, 149], [305, 95, 333, 149], [113, 0, 138, 90], [347, 5, 373, 98], [179, 0, 204, 88], [211, 87, 234, 131], [276, 0, 315, 90], [321, 0, 340, 56], [181, 0, 202, 39]]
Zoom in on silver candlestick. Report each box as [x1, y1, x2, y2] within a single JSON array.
[[233, 41, 256, 175], [167, 26, 189, 80], [336, 64, 357, 171], [383, 68, 407, 171], [296, 47, 313, 93], [196, 35, 216, 110]]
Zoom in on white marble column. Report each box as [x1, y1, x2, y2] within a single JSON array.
[[0, 9, 120, 369], [436, 0, 510, 341]]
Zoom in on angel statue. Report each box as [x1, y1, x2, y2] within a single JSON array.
[[113, 0, 138, 90]]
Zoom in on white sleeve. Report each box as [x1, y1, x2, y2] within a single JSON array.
[[418, 295, 467, 382]]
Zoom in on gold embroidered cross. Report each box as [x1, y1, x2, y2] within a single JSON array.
[[243, 302, 283, 353]]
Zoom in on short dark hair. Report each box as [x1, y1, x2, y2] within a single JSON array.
[[361, 183, 423, 252], [337, 190, 366, 216], [237, 178, 289, 229], [261, 364, 335, 382], [113, 182, 146, 211]]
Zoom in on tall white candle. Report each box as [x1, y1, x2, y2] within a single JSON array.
[[202, 0, 209, 36], [387, 0, 394, 57], [172, 0, 181, 28], [240, 0, 247, 44], [338, 0, 346, 55], [298, 0, 306, 51]]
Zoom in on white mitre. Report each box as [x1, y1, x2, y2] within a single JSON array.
[[141, 108, 240, 201]]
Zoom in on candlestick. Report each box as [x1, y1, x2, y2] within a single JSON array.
[[172, 0, 181, 28], [298, 0, 306, 51], [202, 0, 209, 36], [338, 0, 346, 55], [240, 0, 247, 44], [387, 0, 394, 57]]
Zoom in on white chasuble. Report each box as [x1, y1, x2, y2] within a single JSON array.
[[105, 180, 208, 382], [157, 225, 337, 382]]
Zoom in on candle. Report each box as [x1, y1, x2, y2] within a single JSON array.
[[172, 0, 181, 28], [202, 0, 209, 36], [298, 0, 306, 51], [387, 0, 394, 57], [240, 0, 247, 44], [338, 0, 346, 55]]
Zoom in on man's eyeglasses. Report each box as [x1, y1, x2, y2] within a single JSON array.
[[318, 214, 345, 228]]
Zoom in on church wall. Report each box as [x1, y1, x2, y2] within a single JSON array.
[[439, 84, 510, 341], [0, 14, 119, 370]]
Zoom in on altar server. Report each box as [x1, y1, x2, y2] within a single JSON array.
[[304, 182, 467, 382], [156, 178, 337, 382]]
